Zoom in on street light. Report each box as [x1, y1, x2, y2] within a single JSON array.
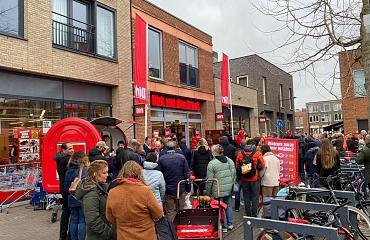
[[278, 96, 296, 136]]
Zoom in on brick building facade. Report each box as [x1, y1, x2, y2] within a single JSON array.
[[0, 0, 133, 163], [295, 108, 309, 134], [339, 49, 368, 133], [131, 0, 215, 145], [214, 55, 295, 136]]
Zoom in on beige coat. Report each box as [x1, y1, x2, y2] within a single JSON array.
[[106, 178, 163, 240], [261, 152, 281, 187]]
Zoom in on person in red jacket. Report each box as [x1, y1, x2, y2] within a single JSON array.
[[236, 145, 265, 217]]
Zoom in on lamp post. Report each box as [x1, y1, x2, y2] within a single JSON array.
[[278, 96, 297, 137]]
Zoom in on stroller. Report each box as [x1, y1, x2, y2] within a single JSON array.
[[173, 177, 226, 240]]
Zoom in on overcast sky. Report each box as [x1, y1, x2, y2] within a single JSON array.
[[147, 0, 341, 109]]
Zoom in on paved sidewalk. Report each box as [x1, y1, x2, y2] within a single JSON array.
[[0, 203, 246, 239]]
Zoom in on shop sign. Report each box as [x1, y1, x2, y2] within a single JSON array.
[[259, 116, 267, 123], [215, 113, 225, 121], [165, 128, 171, 138], [151, 94, 201, 111], [134, 105, 145, 117], [43, 120, 52, 134], [264, 138, 299, 183], [153, 130, 159, 138]]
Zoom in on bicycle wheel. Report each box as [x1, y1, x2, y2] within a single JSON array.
[[356, 200, 370, 219], [347, 206, 370, 239], [359, 181, 369, 200], [257, 229, 297, 240]]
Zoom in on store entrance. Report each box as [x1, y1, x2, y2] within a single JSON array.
[[166, 121, 186, 142]]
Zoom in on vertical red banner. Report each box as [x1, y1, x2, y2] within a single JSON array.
[[221, 53, 229, 107], [133, 14, 147, 104]]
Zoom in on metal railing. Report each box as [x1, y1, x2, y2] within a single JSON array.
[[52, 12, 95, 54]]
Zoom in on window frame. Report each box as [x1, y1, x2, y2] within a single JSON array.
[[262, 77, 267, 104], [236, 75, 248, 87], [95, 3, 117, 59], [279, 84, 283, 108], [353, 69, 366, 97], [289, 88, 293, 109], [148, 26, 163, 80], [0, 0, 24, 38], [179, 40, 199, 88]]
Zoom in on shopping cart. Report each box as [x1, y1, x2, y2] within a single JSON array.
[[0, 162, 40, 214]]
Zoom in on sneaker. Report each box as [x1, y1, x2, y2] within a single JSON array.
[[222, 228, 228, 233], [235, 209, 240, 212], [227, 225, 234, 230], [240, 201, 244, 206]]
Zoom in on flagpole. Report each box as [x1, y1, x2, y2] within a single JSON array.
[[228, 59, 234, 140], [144, 23, 148, 139]]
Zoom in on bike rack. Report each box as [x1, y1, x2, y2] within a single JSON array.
[[289, 187, 356, 206], [244, 217, 338, 240], [270, 199, 350, 227]]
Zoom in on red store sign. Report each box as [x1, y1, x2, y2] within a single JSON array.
[[215, 113, 225, 121], [151, 94, 201, 111], [259, 116, 267, 123], [134, 105, 145, 117]]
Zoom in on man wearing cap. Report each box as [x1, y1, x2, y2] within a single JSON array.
[[88, 141, 109, 163]]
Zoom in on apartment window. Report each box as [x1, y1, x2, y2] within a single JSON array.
[[0, 0, 23, 37], [332, 103, 342, 111], [148, 28, 162, 79], [279, 84, 283, 107], [179, 41, 199, 87], [321, 114, 331, 122], [320, 104, 330, 112], [288, 88, 293, 109], [237, 75, 248, 87], [263, 77, 267, 104], [52, 0, 116, 58], [309, 116, 313, 123], [96, 6, 116, 58], [299, 117, 303, 125], [353, 70, 366, 97], [335, 113, 342, 121]]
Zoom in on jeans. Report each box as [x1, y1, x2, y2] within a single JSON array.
[[234, 180, 244, 210], [70, 207, 86, 240], [242, 181, 260, 217], [60, 193, 71, 240], [219, 196, 233, 227]]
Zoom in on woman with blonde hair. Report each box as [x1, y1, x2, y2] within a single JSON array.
[[314, 139, 341, 187], [75, 160, 115, 240], [191, 138, 212, 180], [106, 161, 163, 240], [64, 151, 89, 240]]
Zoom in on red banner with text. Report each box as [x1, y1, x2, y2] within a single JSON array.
[[221, 53, 229, 107], [133, 14, 147, 104], [264, 138, 299, 184]]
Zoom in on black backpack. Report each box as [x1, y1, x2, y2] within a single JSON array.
[[239, 151, 257, 179]]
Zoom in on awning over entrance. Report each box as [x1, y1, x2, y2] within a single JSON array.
[[323, 121, 344, 131]]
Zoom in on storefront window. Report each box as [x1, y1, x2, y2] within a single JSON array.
[[64, 102, 89, 119], [152, 121, 164, 137], [0, 98, 61, 165], [189, 122, 201, 138], [91, 104, 111, 119]]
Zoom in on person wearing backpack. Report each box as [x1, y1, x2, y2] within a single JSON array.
[[236, 144, 265, 217]]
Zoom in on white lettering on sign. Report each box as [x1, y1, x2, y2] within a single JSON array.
[[222, 96, 229, 104], [135, 85, 146, 100], [20, 131, 29, 139], [136, 107, 144, 114]]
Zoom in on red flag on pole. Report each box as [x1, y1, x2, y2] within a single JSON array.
[[221, 53, 229, 107], [133, 14, 147, 104]]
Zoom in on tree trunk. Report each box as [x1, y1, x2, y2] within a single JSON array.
[[361, 0, 370, 131]]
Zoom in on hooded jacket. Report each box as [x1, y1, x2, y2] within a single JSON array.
[[106, 178, 163, 240], [304, 145, 320, 175], [88, 148, 107, 163], [219, 137, 236, 162], [75, 179, 115, 240], [261, 152, 280, 187], [54, 152, 71, 192], [191, 146, 212, 179], [143, 161, 166, 205], [206, 155, 236, 198], [64, 161, 88, 207], [357, 143, 370, 184], [236, 150, 265, 182]]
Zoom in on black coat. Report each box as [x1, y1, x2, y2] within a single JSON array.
[[54, 152, 71, 193], [191, 146, 212, 179], [219, 138, 236, 162], [113, 148, 140, 175], [88, 148, 107, 163]]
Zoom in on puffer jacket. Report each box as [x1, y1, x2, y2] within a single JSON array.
[[206, 155, 236, 198], [191, 146, 212, 179], [64, 161, 88, 206], [219, 137, 236, 162], [75, 179, 115, 240], [143, 161, 166, 205]]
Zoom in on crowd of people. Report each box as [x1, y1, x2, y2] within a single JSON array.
[[53, 128, 370, 240]]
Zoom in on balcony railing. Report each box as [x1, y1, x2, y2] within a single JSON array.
[[52, 12, 95, 55]]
